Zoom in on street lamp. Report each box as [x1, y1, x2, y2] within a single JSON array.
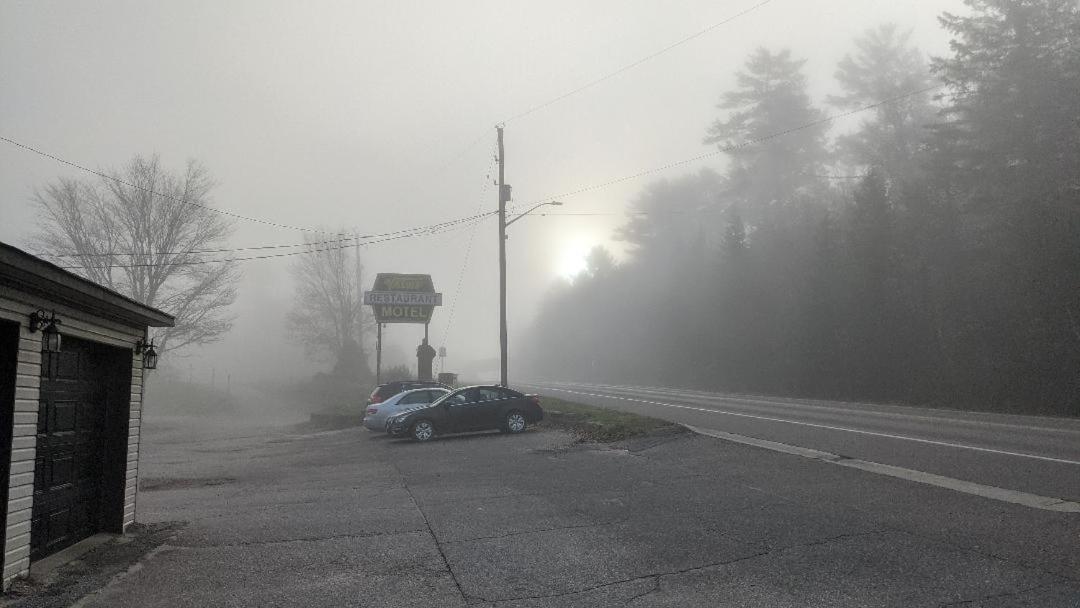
[[498, 198, 563, 387], [504, 201, 563, 228]]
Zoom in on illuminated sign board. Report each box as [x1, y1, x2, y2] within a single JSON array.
[[364, 273, 442, 324]]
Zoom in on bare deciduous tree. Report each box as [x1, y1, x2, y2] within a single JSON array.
[[32, 154, 240, 354], [287, 233, 373, 380]]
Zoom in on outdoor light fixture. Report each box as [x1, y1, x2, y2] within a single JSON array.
[[504, 200, 564, 228], [28, 309, 62, 353], [135, 337, 159, 370]]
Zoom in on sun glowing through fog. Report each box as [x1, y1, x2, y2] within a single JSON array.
[[556, 241, 591, 280]]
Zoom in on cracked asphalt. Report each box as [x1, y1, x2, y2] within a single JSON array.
[[69, 414, 1080, 607]]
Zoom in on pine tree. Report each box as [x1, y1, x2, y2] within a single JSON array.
[[705, 48, 829, 230], [932, 0, 1080, 411], [831, 24, 937, 181]]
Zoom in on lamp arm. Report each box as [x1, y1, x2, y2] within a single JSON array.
[[505, 202, 559, 228]]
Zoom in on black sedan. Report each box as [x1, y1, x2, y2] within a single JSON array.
[[386, 385, 543, 442]]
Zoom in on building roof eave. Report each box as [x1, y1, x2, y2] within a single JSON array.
[[0, 242, 176, 328]]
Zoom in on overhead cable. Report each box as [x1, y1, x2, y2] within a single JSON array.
[[425, 2, 772, 175], [439, 147, 499, 350], [500, 0, 773, 124], [523, 84, 944, 205], [1, 135, 349, 235], [47, 211, 496, 258], [56, 212, 495, 270]]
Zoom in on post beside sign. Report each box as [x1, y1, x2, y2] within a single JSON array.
[[365, 273, 441, 324]]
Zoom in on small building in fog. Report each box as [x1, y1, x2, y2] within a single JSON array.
[[0, 242, 173, 588]]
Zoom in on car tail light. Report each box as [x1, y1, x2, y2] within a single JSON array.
[[370, 394, 384, 404], [366, 407, 378, 415]]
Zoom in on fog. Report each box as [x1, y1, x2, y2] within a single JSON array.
[[7, 5, 1080, 603], [2, 1, 964, 388]]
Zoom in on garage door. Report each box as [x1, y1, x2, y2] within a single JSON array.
[[0, 321, 19, 573], [31, 336, 126, 560]]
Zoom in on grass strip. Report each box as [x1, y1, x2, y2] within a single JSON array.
[[537, 396, 681, 442]]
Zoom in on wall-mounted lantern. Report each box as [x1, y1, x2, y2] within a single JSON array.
[[135, 337, 159, 370], [28, 309, 62, 353]]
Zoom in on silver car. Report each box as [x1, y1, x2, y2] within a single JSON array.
[[363, 387, 450, 432]]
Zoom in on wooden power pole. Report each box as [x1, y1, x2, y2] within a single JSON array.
[[355, 231, 365, 376]]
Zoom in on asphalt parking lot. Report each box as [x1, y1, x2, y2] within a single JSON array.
[[32, 414, 1080, 607]]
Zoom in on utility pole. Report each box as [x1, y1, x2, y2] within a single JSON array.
[[497, 125, 509, 387], [355, 232, 365, 377]]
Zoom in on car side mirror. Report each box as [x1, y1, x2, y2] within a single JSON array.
[[442, 402, 451, 410]]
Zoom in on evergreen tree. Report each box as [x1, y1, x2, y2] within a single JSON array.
[[705, 48, 830, 229], [933, 0, 1080, 409], [831, 24, 937, 181], [522, 8, 1080, 415]]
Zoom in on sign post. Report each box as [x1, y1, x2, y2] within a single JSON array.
[[364, 273, 442, 383], [376, 322, 382, 385]]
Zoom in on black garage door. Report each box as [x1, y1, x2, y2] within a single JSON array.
[[32, 336, 129, 561], [0, 321, 19, 574]]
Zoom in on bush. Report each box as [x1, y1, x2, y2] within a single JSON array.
[[380, 364, 413, 382]]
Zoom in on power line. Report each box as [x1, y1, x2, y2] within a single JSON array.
[[428, 3, 773, 179], [55, 212, 495, 270], [439, 147, 499, 351], [533, 211, 654, 217], [57, 213, 492, 270], [500, 0, 773, 124], [504, 209, 731, 218], [46, 211, 496, 258], [524, 84, 944, 205], [1, 134, 347, 235], [430, 128, 493, 175]]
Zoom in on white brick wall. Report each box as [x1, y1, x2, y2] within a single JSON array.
[[0, 294, 147, 588]]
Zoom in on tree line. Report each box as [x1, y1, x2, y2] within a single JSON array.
[[522, 1, 1080, 416]]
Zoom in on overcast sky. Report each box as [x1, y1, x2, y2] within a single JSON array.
[[0, 0, 966, 383]]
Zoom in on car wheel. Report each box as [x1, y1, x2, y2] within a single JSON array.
[[411, 420, 435, 442], [504, 411, 527, 434]]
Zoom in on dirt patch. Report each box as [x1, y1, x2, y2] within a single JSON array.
[[2, 522, 182, 608], [284, 413, 364, 435], [138, 477, 236, 492]]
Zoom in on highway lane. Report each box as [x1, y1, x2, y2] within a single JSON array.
[[516, 380, 1080, 504]]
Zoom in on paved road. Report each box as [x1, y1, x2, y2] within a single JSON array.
[[516, 381, 1080, 504], [43, 410, 1077, 607]]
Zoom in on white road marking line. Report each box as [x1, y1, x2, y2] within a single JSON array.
[[546, 380, 1080, 435], [685, 425, 1080, 513], [523, 384, 1080, 467]]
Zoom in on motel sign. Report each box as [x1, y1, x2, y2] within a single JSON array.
[[363, 273, 442, 324]]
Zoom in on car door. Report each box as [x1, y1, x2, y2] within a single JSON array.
[[473, 387, 512, 430], [441, 389, 479, 432]]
